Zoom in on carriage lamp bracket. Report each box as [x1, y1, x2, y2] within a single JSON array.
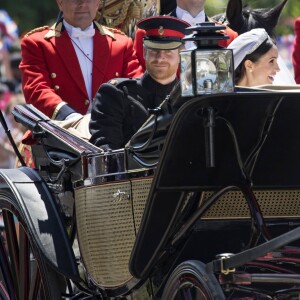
[[203, 106, 216, 168]]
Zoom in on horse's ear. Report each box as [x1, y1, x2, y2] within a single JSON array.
[[226, 0, 244, 30], [261, 0, 288, 30]]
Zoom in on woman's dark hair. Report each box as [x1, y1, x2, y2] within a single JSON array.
[[234, 38, 275, 84]]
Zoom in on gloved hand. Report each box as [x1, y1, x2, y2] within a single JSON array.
[[65, 112, 83, 120]]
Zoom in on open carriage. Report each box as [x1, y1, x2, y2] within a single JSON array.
[[1, 86, 300, 299]]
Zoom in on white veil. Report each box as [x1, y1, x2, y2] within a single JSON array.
[[273, 55, 296, 85]]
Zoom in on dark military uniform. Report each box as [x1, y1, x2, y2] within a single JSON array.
[[89, 16, 187, 150], [89, 72, 177, 150]]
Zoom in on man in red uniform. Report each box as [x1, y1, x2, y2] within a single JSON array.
[[134, 0, 238, 71], [293, 17, 300, 84], [20, 0, 143, 121]]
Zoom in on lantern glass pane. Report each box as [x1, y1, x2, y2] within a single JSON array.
[[180, 51, 194, 97], [195, 50, 234, 95]]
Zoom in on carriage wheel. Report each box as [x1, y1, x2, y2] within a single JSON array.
[[161, 260, 225, 300], [0, 189, 67, 300]]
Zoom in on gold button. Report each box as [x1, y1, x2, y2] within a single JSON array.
[[84, 99, 89, 106], [54, 85, 60, 91], [115, 72, 119, 77], [51, 73, 57, 78]]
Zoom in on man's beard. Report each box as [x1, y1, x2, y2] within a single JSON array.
[[146, 61, 178, 82]]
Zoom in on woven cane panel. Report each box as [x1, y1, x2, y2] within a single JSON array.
[[131, 178, 153, 233], [200, 190, 300, 219], [75, 178, 152, 288]]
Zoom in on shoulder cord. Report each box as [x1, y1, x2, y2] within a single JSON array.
[[100, 0, 143, 36]]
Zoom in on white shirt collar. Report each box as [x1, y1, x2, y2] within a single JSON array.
[[176, 6, 206, 23], [63, 20, 94, 36]]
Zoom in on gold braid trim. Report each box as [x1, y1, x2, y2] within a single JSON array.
[[111, 0, 133, 27], [105, 0, 143, 36], [121, 0, 143, 36], [24, 26, 49, 37], [51, 101, 68, 120], [98, 0, 147, 37]]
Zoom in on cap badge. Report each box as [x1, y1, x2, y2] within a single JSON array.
[[158, 26, 164, 36]]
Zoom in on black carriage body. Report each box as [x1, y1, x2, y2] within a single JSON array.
[[128, 89, 300, 296], [0, 167, 79, 278], [4, 88, 300, 299]]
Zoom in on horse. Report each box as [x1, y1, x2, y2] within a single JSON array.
[[213, 0, 288, 38]]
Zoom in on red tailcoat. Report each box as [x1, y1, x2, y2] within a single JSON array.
[[20, 20, 143, 119]]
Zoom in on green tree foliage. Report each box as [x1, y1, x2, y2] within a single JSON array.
[[1, 0, 59, 35]]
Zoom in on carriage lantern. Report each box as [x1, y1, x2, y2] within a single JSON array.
[[180, 22, 234, 97]]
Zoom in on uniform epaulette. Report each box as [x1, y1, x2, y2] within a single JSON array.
[[24, 26, 49, 37], [105, 26, 126, 35]]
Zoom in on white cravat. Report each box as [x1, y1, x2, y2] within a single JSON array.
[[181, 12, 205, 27], [176, 7, 206, 50], [64, 20, 94, 111], [176, 7, 206, 26], [70, 27, 95, 39]]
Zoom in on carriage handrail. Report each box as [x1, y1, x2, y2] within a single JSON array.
[[12, 104, 102, 156]]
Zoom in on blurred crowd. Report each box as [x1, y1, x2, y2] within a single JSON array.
[[0, 9, 25, 168]]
